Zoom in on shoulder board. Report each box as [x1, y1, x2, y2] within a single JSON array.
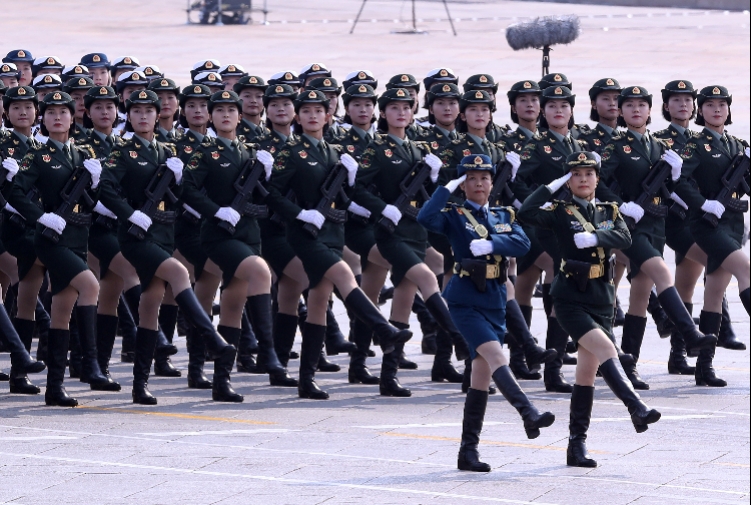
[[655, 138, 672, 149], [653, 128, 669, 137], [610, 131, 625, 141], [373, 135, 386, 145], [162, 142, 178, 156], [242, 141, 260, 150], [490, 206, 516, 223], [199, 137, 216, 148], [31, 143, 45, 151], [532, 132, 544, 141], [449, 138, 464, 145], [608, 202, 620, 219], [331, 143, 343, 152], [287, 137, 300, 147], [576, 124, 592, 134], [576, 139, 589, 149], [441, 202, 460, 213]]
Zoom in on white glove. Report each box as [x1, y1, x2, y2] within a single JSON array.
[[539, 202, 555, 210], [3, 203, 21, 216], [546, 172, 572, 193], [166, 157, 184, 184], [574, 232, 599, 249], [469, 239, 494, 257], [128, 210, 152, 232], [38, 212, 66, 235], [296, 209, 325, 229], [424, 153, 442, 183], [348, 201, 371, 218], [506, 152, 521, 181], [745, 147, 750, 159], [445, 175, 466, 193], [619, 202, 644, 223], [381, 204, 402, 226], [340, 153, 358, 187], [93, 201, 117, 219], [662, 149, 683, 181], [670, 192, 688, 211], [256, 150, 274, 181], [701, 199, 725, 219], [592, 152, 602, 165], [182, 203, 201, 219], [215, 206, 241, 226], [83, 158, 102, 188], [2, 158, 19, 181]]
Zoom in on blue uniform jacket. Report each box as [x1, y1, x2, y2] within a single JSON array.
[[418, 186, 531, 310]]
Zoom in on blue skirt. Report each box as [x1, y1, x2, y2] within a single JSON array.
[[447, 301, 506, 360]]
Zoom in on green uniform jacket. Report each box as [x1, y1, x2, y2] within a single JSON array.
[[503, 128, 535, 154], [175, 130, 208, 164], [237, 118, 269, 142], [418, 126, 456, 153], [576, 124, 618, 154], [518, 185, 631, 305], [255, 130, 295, 158], [331, 127, 371, 160], [86, 130, 123, 160], [0, 130, 40, 161], [437, 135, 508, 191], [71, 124, 91, 144], [155, 127, 182, 144], [486, 122, 510, 144], [653, 124, 696, 152]]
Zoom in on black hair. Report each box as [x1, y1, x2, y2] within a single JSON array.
[[455, 114, 467, 133], [540, 114, 575, 130], [695, 107, 732, 126], [589, 102, 600, 122], [617, 115, 651, 128], [376, 116, 388, 134], [3, 102, 39, 128], [661, 94, 697, 122], [178, 113, 189, 129]]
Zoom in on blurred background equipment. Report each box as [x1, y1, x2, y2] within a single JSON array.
[[186, 0, 269, 25], [351, 0, 457, 36], [506, 15, 580, 77]]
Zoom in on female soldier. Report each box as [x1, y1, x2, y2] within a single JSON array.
[[519, 151, 661, 468], [234, 75, 269, 141], [675, 85, 750, 387], [599, 86, 717, 389], [305, 77, 346, 141], [150, 78, 181, 143], [384, 74, 426, 141], [182, 89, 296, 402], [63, 76, 95, 143], [462, 74, 507, 143], [419, 154, 554, 473], [98, 89, 236, 405], [265, 89, 411, 400], [7, 91, 116, 406]]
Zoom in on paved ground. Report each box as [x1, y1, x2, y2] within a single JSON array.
[[1, 1, 750, 504]]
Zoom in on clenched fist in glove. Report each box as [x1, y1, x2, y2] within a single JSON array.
[[469, 239, 494, 257], [93, 201, 117, 219], [38, 213, 66, 235], [424, 153, 442, 183], [701, 199, 725, 219], [348, 201, 371, 218], [256, 150, 274, 181], [166, 157, 184, 184], [296, 209, 326, 229], [215, 207, 241, 226], [83, 158, 102, 188], [340, 153, 359, 187], [619, 201, 644, 223], [662, 149, 683, 181], [3, 158, 19, 181], [574, 232, 598, 249], [381, 204, 402, 226], [506, 151, 521, 181], [128, 210, 152, 232]]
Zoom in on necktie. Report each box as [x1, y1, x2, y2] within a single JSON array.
[[105, 135, 114, 148], [26, 138, 34, 148], [587, 203, 594, 221], [449, 131, 458, 141], [563, 137, 573, 154], [364, 133, 372, 144], [642, 135, 651, 158], [318, 142, 328, 164], [721, 135, 730, 154], [63, 144, 72, 163]]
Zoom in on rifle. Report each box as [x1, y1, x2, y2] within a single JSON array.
[[488, 159, 515, 206], [304, 162, 349, 238], [622, 159, 672, 230], [41, 167, 96, 243], [377, 160, 430, 234], [217, 158, 269, 234], [702, 153, 750, 227], [128, 164, 178, 240]]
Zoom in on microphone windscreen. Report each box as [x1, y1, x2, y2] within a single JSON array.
[[506, 15, 580, 51]]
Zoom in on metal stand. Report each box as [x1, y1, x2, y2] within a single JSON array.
[[542, 45, 551, 77], [216, 0, 224, 25], [351, 0, 456, 36]]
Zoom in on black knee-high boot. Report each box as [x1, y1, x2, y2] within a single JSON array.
[[77, 306, 119, 391], [35, 294, 51, 362], [0, 306, 45, 375], [431, 328, 463, 383], [273, 313, 299, 368], [68, 312, 82, 378], [518, 304, 533, 329], [620, 314, 649, 390], [413, 294, 438, 355], [116, 294, 137, 362], [541, 284, 552, 318], [154, 305, 181, 377], [236, 310, 259, 373], [544, 317, 573, 393], [506, 299, 557, 371], [423, 293, 469, 361], [325, 299, 357, 355], [45, 328, 77, 407], [121, 286, 142, 363], [9, 318, 40, 394], [96, 314, 121, 390], [648, 288, 674, 338], [492, 366, 555, 439], [717, 296, 744, 350], [598, 358, 661, 432], [298, 322, 328, 400], [186, 327, 211, 389], [348, 318, 379, 385], [657, 287, 716, 353], [457, 388, 491, 472], [380, 339, 411, 397], [695, 311, 726, 387], [213, 326, 244, 402], [668, 302, 695, 375], [343, 288, 412, 354], [507, 331, 540, 380], [247, 294, 297, 386], [132, 327, 159, 405], [741, 288, 750, 315], [173, 288, 235, 361], [567, 385, 597, 467]]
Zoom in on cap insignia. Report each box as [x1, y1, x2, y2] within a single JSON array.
[[712, 87, 721, 95], [678, 81, 686, 89], [554, 74, 562, 82], [205, 61, 214, 69], [308, 91, 317, 99], [93, 55, 101, 62], [396, 89, 406, 97], [138, 90, 148, 99], [193, 85, 202, 93], [284, 72, 293, 80], [160, 79, 168, 87], [475, 90, 483, 99], [439, 69, 448, 77], [632, 87, 640, 94], [52, 92, 62, 100], [18, 50, 26, 58], [249, 76, 258, 83], [554, 87, 563, 95], [79, 78, 87, 86], [99, 87, 108, 95], [124, 57, 132, 64], [578, 152, 587, 161], [221, 91, 230, 99], [323, 79, 332, 86], [44, 75, 53, 83], [400, 75, 409, 82], [358, 71, 367, 79], [358, 85, 367, 93], [479, 75, 488, 83], [17, 87, 26, 95], [312, 64, 320, 71], [606, 78, 614, 86], [47, 57, 56, 65]]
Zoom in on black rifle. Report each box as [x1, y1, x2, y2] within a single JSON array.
[[304, 162, 349, 238], [128, 164, 178, 240], [622, 159, 672, 230], [702, 153, 750, 227], [217, 158, 269, 234], [41, 167, 96, 243], [0, 162, 8, 208], [378, 160, 430, 234], [488, 159, 515, 206]]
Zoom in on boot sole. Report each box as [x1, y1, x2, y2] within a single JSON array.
[[298, 390, 330, 400], [90, 383, 122, 392], [632, 410, 661, 433], [379, 389, 412, 397], [668, 368, 696, 375], [212, 394, 244, 402], [566, 456, 597, 468], [695, 378, 727, 387], [45, 398, 78, 407], [457, 462, 491, 472], [269, 377, 299, 387], [9, 387, 41, 395], [348, 376, 380, 385]]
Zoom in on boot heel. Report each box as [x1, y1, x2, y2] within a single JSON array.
[[525, 428, 540, 439]]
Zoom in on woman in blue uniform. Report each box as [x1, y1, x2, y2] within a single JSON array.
[[418, 154, 554, 473]]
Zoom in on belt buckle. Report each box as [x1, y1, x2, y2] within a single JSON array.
[[486, 264, 499, 279], [652, 197, 661, 205], [157, 201, 166, 211], [589, 264, 603, 279]]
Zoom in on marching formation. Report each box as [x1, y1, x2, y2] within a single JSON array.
[[0, 50, 748, 472]]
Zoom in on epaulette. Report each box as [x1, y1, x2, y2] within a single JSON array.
[[441, 202, 460, 213], [331, 143, 343, 153], [242, 141, 260, 151], [610, 131, 625, 141], [576, 124, 592, 135], [576, 139, 589, 149], [163, 143, 178, 157], [373, 135, 386, 146], [532, 132, 544, 141], [450, 138, 463, 145], [199, 137, 216, 148], [608, 202, 620, 219], [653, 128, 669, 137], [31, 143, 44, 151], [490, 205, 516, 223], [287, 137, 300, 147], [655, 137, 672, 150], [78, 143, 97, 159]]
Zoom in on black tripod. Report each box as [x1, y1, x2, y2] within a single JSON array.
[[350, 0, 457, 36]]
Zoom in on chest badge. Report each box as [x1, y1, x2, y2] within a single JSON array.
[[596, 220, 614, 231], [593, 139, 601, 146], [431, 141, 439, 150], [211, 151, 220, 160], [462, 149, 471, 157], [465, 222, 475, 232], [552, 156, 562, 161], [42, 154, 51, 163], [220, 163, 230, 167], [51, 165, 62, 170], [704, 144, 712, 152], [347, 145, 355, 153], [623, 145, 632, 154], [666, 139, 674, 147], [183, 146, 193, 154], [494, 223, 512, 233], [270, 146, 276, 154], [129, 151, 138, 159], [299, 150, 308, 159], [712, 154, 721, 158], [138, 161, 148, 166], [543, 146, 552, 154], [7, 148, 14, 156], [384, 149, 393, 158]]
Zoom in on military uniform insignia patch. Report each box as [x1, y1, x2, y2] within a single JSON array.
[[431, 141, 439, 150], [129, 151, 138, 158], [494, 223, 512, 233], [593, 139, 601, 146], [347, 145, 355, 153], [299, 150, 308, 159], [705, 144, 712, 151], [462, 149, 471, 157], [211, 151, 220, 159], [7, 148, 14, 156], [596, 220, 614, 231], [544, 146, 552, 154], [384, 149, 393, 158], [623, 146, 632, 154], [42, 154, 51, 162], [184, 146, 193, 154]]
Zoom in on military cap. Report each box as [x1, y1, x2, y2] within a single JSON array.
[[661, 80, 697, 102], [565, 151, 600, 174], [135, 65, 163, 81], [263, 83, 297, 108], [299, 63, 331, 83], [80, 53, 110, 69], [427, 83, 461, 107], [179, 83, 212, 108], [539, 72, 572, 90], [39, 90, 75, 115], [109, 56, 140, 75], [588, 78, 622, 101], [2, 86, 38, 110], [148, 78, 180, 93], [0, 62, 19, 78], [125, 89, 161, 112], [386, 73, 420, 91], [463, 74, 498, 94], [193, 71, 224, 90], [84, 85, 119, 109], [377, 87, 414, 110], [342, 84, 377, 107], [697, 85, 732, 107], [32, 56, 64, 76], [63, 76, 95, 93], [219, 63, 247, 78], [191, 59, 221, 79], [115, 71, 148, 94], [423, 68, 458, 91], [343, 70, 378, 91], [541, 85, 576, 107], [208, 89, 242, 113], [457, 154, 496, 178], [294, 88, 330, 112], [3, 50, 34, 63], [233, 75, 268, 94], [306, 77, 342, 95], [32, 74, 63, 91], [268, 70, 301, 88], [618, 86, 652, 108], [506, 79, 542, 105], [459, 89, 494, 112], [61, 64, 90, 81]]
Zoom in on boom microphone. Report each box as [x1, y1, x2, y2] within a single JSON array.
[[505, 15, 581, 77]]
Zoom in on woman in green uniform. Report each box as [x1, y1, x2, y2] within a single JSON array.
[[99, 89, 236, 405], [8, 91, 117, 406], [150, 78, 181, 143], [63, 76, 95, 144], [675, 85, 750, 386], [520, 151, 662, 467], [600, 86, 719, 390], [265, 89, 411, 400]]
